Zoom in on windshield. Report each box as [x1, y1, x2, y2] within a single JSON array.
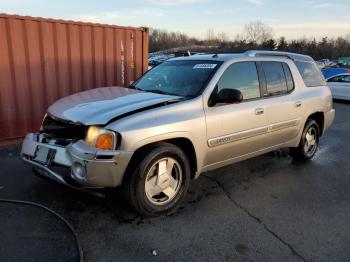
[[131, 60, 222, 97]]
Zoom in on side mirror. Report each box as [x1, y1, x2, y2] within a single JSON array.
[[211, 88, 243, 105]]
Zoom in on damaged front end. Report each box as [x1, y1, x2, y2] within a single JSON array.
[[21, 86, 184, 192], [21, 114, 133, 191], [40, 114, 87, 145]]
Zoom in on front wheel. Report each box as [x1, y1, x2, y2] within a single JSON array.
[[290, 119, 320, 161], [123, 143, 191, 216]]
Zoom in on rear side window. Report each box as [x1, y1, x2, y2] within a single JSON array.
[[295, 61, 326, 87], [261, 62, 290, 96]]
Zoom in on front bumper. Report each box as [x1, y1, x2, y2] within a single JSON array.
[[21, 133, 133, 188]]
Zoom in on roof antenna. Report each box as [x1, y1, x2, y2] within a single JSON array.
[[212, 54, 219, 58]]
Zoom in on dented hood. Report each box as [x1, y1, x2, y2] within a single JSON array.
[[47, 86, 181, 125]]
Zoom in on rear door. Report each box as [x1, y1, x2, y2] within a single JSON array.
[[258, 61, 302, 146]]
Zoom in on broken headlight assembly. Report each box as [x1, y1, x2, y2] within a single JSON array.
[[85, 126, 120, 150]]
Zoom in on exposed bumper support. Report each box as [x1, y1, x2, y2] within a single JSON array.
[[22, 157, 106, 198], [21, 133, 133, 188]]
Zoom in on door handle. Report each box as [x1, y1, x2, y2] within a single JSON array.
[[295, 101, 302, 108], [255, 108, 264, 115]]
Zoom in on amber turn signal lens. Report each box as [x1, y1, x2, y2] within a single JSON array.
[[96, 134, 114, 150], [85, 126, 117, 150]]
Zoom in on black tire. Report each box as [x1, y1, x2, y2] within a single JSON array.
[[123, 142, 191, 216], [290, 119, 320, 161]]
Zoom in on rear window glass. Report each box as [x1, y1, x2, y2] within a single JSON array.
[[295, 61, 326, 87], [262, 62, 288, 96]]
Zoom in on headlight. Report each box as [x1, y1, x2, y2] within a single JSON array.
[[40, 113, 48, 131], [85, 126, 119, 150]]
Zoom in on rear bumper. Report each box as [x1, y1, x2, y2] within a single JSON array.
[[323, 109, 335, 133], [21, 133, 133, 188]]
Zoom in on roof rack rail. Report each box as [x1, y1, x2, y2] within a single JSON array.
[[244, 50, 313, 62]]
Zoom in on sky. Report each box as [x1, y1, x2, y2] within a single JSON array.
[[1, 0, 350, 40]]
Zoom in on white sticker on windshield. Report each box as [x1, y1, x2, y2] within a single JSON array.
[[193, 64, 217, 69]]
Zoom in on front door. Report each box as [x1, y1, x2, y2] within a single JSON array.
[[204, 61, 269, 167]]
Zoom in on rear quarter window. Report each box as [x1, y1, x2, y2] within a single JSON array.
[[282, 63, 295, 92], [295, 61, 326, 87]]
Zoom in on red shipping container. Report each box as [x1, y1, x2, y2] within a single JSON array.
[[0, 13, 149, 146]]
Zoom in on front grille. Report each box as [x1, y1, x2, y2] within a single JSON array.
[[41, 114, 87, 140]]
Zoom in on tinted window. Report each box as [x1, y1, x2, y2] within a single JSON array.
[[282, 63, 295, 92], [295, 61, 326, 87], [328, 75, 350, 83], [262, 62, 288, 96], [217, 62, 260, 100], [133, 60, 222, 97]]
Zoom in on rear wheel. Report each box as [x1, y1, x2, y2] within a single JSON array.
[[124, 143, 190, 216], [290, 119, 320, 161]]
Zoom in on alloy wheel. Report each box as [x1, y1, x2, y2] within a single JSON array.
[[145, 157, 182, 205], [304, 126, 318, 157]]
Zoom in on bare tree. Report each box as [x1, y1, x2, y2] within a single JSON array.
[[277, 36, 288, 50], [149, 26, 350, 61], [232, 33, 245, 42], [345, 33, 350, 42], [206, 28, 216, 43], [244, 21, 273, 44], [217, 32, 229, 43], [149, 28, 196, 52]]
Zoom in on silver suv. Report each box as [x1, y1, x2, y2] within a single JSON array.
[[21, 51, 335, 216]]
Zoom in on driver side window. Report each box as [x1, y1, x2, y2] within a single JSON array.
[[217, 62, 261, 100]]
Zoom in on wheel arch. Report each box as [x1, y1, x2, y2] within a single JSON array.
[[307, 112, 325, 136], [123, 137, 198, 184]]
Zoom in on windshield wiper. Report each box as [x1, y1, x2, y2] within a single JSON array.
[[146, 89, 172, 95], [127, 85, 143, 91], [129, 86, 177, 96]]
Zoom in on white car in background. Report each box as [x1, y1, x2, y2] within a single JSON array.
[[326, 73, 350, 100], [316, 59, 336, 69]]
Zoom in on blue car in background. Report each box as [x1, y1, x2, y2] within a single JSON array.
[[322, 68, 350, 79]]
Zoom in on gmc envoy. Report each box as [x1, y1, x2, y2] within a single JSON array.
[[21, 51, 335, 216]]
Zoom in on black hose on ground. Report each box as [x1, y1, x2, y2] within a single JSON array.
[[0, 198, 83, 262]]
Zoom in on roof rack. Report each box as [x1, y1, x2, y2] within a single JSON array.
[[244, 50, 313, 62]]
